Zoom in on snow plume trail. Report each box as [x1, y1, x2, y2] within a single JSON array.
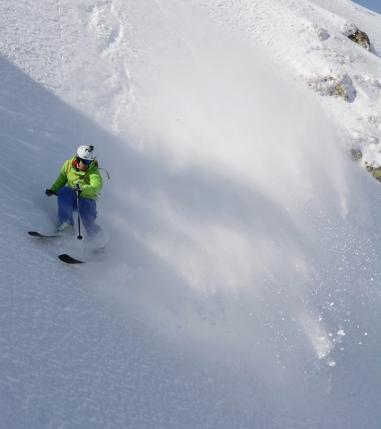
[[93, 0, 380, 419], [102, 0, 342, 359]]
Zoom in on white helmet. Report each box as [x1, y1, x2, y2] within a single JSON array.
[[77, 145, 95, 161]]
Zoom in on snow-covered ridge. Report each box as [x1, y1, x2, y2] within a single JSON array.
[[1, 1, 381, 428], [196, 0, 381, 163]]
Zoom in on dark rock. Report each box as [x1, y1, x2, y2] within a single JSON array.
[[348, 30, 371, 51], [342, 23, 371, 51]]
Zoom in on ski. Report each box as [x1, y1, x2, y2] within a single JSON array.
[[28, 231, 61, 238], [58, 248, 104, 264], [58, 254, 85, 264]]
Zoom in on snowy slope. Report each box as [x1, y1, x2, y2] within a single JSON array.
[[1, 0, 381, 428], [196, 0, 381, 156]]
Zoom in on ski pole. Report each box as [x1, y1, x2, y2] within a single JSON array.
[[75, 184, 83, 240]]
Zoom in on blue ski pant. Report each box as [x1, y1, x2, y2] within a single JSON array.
[[57, 186, 101, 236]]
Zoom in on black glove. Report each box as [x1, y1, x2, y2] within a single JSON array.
[[45, 189, 55, 197]]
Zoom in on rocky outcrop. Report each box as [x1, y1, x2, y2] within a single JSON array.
[[349, 149, 381, 183], [307, 74, 356, 102], [365, 162, 381, 182], [342, 23, 371, 51], [348, 30, 371, 51]]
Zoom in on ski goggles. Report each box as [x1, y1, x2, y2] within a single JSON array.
[[76, 156, 92, 166]]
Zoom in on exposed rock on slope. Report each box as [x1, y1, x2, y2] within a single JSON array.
[[342, 22, 371, 51], [307, 74, 357, 102]]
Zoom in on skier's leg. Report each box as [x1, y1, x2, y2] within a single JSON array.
[[78, 197, 101, 237], [57, 187, 75, 226]]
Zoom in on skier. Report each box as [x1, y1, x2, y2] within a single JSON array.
[[45, 145, 103, 237]]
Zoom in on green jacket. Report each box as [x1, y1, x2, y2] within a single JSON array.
[[51, 157, 103, 200]]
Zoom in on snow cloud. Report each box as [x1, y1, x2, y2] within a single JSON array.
[[108, 1, 349, 292], [91, 2, 370, 389]]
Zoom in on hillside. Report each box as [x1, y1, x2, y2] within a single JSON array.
[[1, 0, 381, 428]]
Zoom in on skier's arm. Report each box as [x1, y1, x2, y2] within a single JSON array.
[[50, 161, 69, 193], [79, 170, 103, 199]]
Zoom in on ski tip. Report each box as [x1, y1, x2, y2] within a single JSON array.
[[28, 231, 60, 238], [59, 254, 85, 264], [28, 231, 43, 237]]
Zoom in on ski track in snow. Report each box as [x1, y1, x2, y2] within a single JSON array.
[[1, 0, 381, 428]]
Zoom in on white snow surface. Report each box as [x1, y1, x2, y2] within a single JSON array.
[[1, 0, 381, 428]]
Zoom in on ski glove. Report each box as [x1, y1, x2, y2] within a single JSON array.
[[45, 189, 56, 197]]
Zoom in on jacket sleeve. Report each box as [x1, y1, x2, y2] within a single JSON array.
[[79, 169, 103, 199], [50, 161, 69, 193]]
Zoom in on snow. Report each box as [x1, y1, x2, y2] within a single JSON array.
[[1, 0, 381, 428]]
